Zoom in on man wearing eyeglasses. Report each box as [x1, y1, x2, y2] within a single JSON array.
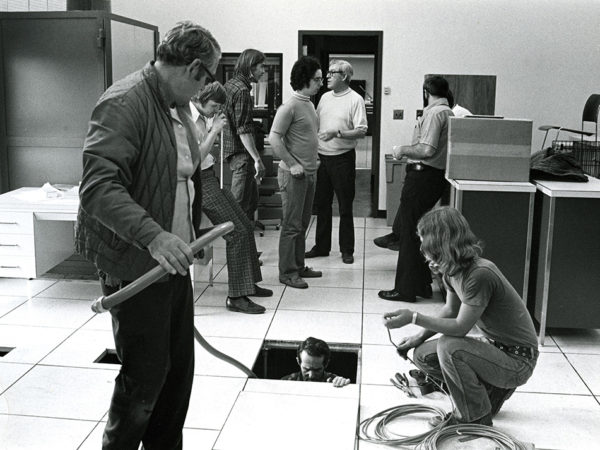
[[305, 60, 368, 265], [223, 49, 268, 222], [76, 22, 221, 449], [269, 56, 324, 289]]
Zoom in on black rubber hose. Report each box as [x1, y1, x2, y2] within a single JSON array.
[[90, 222, 257, 378]]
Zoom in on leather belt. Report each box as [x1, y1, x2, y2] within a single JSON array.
[[488, 339, 536, 360], [406, 163, 441, 172]]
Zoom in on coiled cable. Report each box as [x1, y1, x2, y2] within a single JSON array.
[[418, 424, 531, 450]]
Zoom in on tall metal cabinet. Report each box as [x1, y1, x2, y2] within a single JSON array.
[[0, 11, 158, 193]]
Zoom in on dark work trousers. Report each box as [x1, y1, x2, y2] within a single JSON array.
[[393, 166, 448, 299], [313, 150, 356, 255], [228, 152, 259, 222], [101, 274, 195, 450]]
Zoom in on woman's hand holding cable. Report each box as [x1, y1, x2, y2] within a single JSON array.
[[147, 231, 194, 276]]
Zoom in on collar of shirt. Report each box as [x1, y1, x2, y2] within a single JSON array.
[[189, 101, 202, 123], [292, 91, 311, 102], [143, 61, 173, 112], [332, 87, 352, 97], [424, 97, 450, 112]]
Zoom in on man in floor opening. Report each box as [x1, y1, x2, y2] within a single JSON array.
[[191, 81, 270, 314], [382, 207, 538, 426], [76, 22, 221, 449], [282, 337, 351, 387]]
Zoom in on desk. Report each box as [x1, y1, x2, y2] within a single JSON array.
[[0, 187, 78, 278], [449, 179, 536, 300], [530, 176, 600, 344]]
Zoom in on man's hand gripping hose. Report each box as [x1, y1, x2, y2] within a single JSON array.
[[90, 222, 257, 378]]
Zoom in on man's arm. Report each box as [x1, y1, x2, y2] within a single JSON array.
[[319, 95, 368, 141], [268, 131, 304, 178], [393, 142, 436, 160], [230, 89, 265, 178], [239, 133, 266, 178]]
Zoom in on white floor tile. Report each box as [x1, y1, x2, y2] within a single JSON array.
[[365, 217, 390, 229], [193, 306, 274, 339], [40, 328, 117, 369], [494, 392, 600, 449], [194, 336, 262, 377], [0, 324, 73, 364], [518, 352, 590, 395], [300, 267, 364, 289], [0, 296, 28, 317], [364, 269, 396, 290], [363, 252, 398, 271], [184, 375, 246, 429], [0, 278, 56, 298], [214, 391, 358, 450], [244, 378, 359, 399], [0, 365, 116, 419], [195, 282, 283, 310], [567, 353, 600, 395], [182, 428, 220, 450], [0, 362, 32, 393], [267, 309, 362, 344], [361, 344, 414, 386], [0, 415, 97, 450], [77, 421, 105, 450], [81, 312, 113, 331], [279, 286, 362, 313], [35, 279, 102, 300], [551, 328, 600, 354], [0, 297, 95, 328]]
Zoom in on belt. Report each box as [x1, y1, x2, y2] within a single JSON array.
[[406, 163, 442, 172], [488, 339, 536, 360]]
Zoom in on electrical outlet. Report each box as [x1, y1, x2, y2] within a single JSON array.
[[393, 109, 404, 120]]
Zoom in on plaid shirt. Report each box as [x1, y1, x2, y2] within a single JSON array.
[[223, 73, 255, 159]]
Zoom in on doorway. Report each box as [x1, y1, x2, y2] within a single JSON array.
[[298, 31, 383, 217]]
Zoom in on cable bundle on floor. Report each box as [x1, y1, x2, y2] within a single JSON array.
[[417, 423, 530, 450], [358, 403, 451, 446]]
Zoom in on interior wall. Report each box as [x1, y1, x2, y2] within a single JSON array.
[[111, 0, 600, 210]]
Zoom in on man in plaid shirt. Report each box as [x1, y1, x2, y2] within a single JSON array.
[[223, 49, 267, 222]]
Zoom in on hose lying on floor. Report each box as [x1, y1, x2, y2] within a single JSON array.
[[90, 221, 257, 378]]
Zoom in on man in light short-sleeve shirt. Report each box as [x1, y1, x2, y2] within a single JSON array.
[[376, 75, 454, 302], [269, 56, 323, 289]]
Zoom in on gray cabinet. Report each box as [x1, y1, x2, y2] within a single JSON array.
[[0, 11, 158, 192]]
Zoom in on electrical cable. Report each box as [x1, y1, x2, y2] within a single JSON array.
[[90, 222, 257, 379], [358, 328, 527, 449]]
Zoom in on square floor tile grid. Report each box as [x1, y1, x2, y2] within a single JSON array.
[[0, 215, 599, 449]]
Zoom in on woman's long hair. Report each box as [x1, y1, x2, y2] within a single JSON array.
[[417, 206, 482, 276]]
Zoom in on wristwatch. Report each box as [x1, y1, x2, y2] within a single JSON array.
[[336, 129, 342, 138]]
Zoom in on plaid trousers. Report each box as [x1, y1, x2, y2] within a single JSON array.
[[200, 167, 262, 297]]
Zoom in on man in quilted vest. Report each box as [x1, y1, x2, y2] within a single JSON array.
[[76, 21, 221, 450]]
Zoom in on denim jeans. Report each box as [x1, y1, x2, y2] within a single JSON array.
[[228, 152, 258, 222], [278, 168, 315, 278], [413, 336, 538, 422]]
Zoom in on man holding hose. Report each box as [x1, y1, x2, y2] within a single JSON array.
[[76, 21, 221, 450]]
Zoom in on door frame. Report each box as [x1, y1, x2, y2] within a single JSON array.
[[298, 30, 383, 216]]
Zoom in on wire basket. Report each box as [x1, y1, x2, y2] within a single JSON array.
[[550, 140, 600, 178]]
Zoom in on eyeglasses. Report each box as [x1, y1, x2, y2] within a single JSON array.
[[312, 77, 324, 83], [197, 61, 217, 84], [327, 70, 343, 77]]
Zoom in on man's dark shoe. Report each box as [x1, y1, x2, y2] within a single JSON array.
[[305, 247, 329, 258], [373, 233, 398, 249], [387, 240, 400, 251], [378, 289, 416, 302], [416, 285, 433, 299], [280, 275, 308, 289], [299, 266, 322, 278], [250, 284, 273, 297], [226, 296, 266, 314], [342, 253, 354, 264]]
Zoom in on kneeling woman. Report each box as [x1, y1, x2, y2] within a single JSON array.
[[383, 206, 538, 425]]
